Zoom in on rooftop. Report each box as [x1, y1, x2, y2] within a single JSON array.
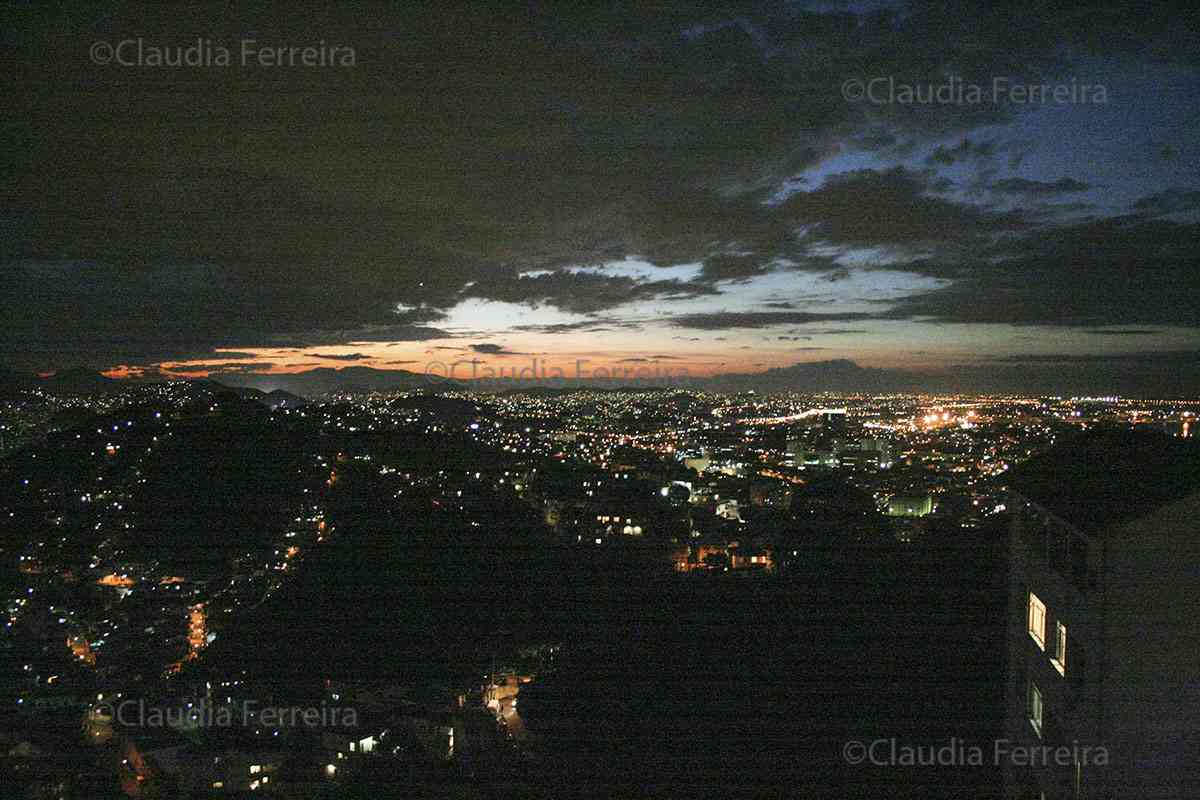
[[1009, 428, 1200, 536]]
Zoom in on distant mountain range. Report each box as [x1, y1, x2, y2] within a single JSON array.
[[2, 362, 895, 400], [206, 360, 922, 395], [1, 355, 1195, 398], [0, 365, 459, 400], [708, 359, 923, 393], [0, 367, 311, 408], [198, 382, 309, 409], [0, 366, 119, 397], [210, 366, 462, 397]]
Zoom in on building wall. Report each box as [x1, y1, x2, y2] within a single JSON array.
[[1005, 492, 1200, 799], [1100, 493, 1200, 799], [1004, 501, 1099, 798]]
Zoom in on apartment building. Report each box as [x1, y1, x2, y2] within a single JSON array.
[[1004, 430, 1200, 799]]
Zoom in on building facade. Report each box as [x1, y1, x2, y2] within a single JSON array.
[[1004, 434, 1200, 799]]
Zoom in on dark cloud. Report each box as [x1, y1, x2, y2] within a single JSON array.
[[1157, 144, 1179, 160], [983, 350, 1200, 365], [926, 138, 995, 166], [667, 311, 877, 330], [1132, 189, 1200, 217], [262, 325, 452, 348], [609, 354, 685, 362], [1027, 201, 1096, 217], [988, 177, 1094, 196], [468, 343, 528, 356], [203, 351, 260, 359], [512, 321, 599, 334], [0, 259, 454, 371], [888, 217, 1200, 328], [779, 167, 1023, 249], [614, 356, 683, 363], [161, 362, 274, 373], [461, 269, 718, 315], [2, 2, 1199, 372], [614, 354, 685, 363], [511, 319, 643, 335], [699, 253, 775, 283], [1086, 329, 1161, 336], [311, 353, 372, 361]]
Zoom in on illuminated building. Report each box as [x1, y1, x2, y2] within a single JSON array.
[[817, 407, 848, 434], [790, 407, 849, 433], [715, 499, 743, 522], [786, 435, 842, 468], [886, 494, 933, 517], [176, 745, 285, 794], [855, 436, 895, 468], [728, 542, 774, 571]]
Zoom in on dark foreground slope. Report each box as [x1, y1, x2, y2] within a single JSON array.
[[519, 533, 1008, 799], [220, 512, 1007, 799]]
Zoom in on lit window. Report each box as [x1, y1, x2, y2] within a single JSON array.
[[1027, 593, 1046, 649], [249, 765, 262, 774], [1052, 621, 1067, 675], [1027, 681, 1043, 737]]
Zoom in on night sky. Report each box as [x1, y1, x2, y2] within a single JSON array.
[[4, 3, 1199, 394]]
